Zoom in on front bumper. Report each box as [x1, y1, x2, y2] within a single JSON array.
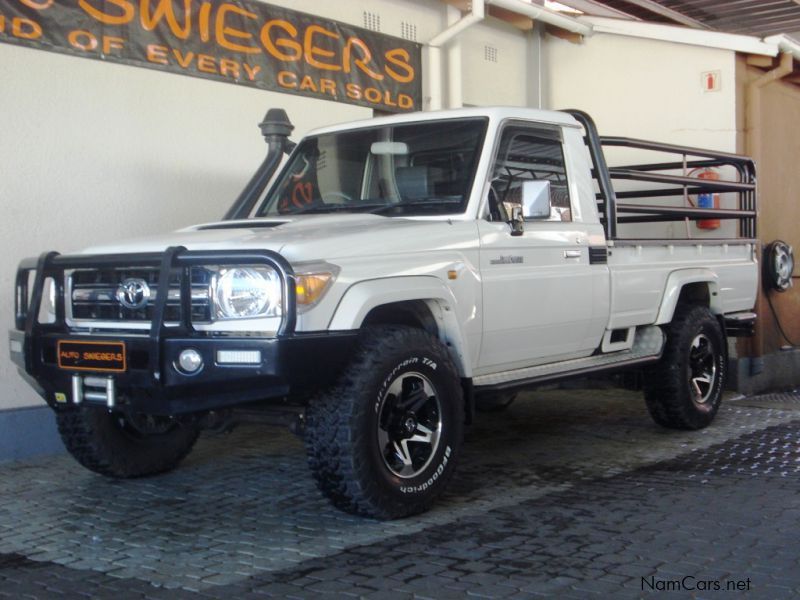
[[10, 247, 358, 415], [9, 328, 358, 415]]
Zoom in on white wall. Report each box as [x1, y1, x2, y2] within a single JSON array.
[[545, 33, 739, 239], [546, 33, 737, 149], [271, 0, 445, 43], [459, 18, 532, 108]]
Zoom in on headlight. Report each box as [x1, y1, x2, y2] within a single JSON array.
[[294, 262, 339, 313], [212, 267, 282, 320]]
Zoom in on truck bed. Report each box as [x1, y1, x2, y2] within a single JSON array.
[[607, 239, 757, 330]]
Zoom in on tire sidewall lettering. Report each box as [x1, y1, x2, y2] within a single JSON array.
[[399, 446, 451, 494], [374, 355, 439, 414]]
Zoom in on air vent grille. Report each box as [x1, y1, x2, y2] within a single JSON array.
[[363, 11, 381, 32], [400, 21, 417, 41]]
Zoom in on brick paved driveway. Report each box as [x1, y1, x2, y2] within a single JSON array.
[[1, 387, 799, 599]]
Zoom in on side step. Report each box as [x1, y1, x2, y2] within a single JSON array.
[[474, 326, 665, 391]]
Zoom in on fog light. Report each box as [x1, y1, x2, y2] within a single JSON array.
[[177, 349, 203, 374], [217, 350, 261, 365]]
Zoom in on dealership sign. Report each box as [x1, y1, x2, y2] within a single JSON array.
[[0, 1, 422, 112]]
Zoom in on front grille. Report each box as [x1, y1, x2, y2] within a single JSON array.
[[70, 267, 212, 323]]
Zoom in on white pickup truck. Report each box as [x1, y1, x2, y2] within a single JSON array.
[[10, 107, 758, 519]]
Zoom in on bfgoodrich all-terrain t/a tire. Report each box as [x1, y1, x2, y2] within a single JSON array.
[[56, 406, 200, 478], [644, 305, 727, 430], [305, 325, 464, 519]]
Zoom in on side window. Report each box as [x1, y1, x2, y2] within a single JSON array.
[[490, 126, 572, 222]]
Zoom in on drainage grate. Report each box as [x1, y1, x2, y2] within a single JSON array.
[[654, 421, 800, 480], [728, 390, 800, 411]]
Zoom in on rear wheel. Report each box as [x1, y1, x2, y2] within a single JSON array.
[[305, 326, 464, 519], [56, 406, 200, 478], [644, 305, 726, 430]]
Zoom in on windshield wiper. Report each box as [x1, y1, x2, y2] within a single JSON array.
[[285, 202, 389, 215]]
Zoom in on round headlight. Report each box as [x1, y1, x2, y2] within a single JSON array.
[[214, 267, 281, 319]]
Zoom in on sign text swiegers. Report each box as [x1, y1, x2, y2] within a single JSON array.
[[0, 1, 422, 112]]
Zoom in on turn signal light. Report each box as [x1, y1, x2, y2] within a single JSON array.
[[296, 273, 333, 307]]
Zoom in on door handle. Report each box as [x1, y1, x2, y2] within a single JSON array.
[[563, 250, 581, 259]]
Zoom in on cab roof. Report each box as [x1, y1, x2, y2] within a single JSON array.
[[306, 106, 581, 137]]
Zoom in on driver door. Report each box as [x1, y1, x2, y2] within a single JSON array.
[[477, 123, 598, 373]]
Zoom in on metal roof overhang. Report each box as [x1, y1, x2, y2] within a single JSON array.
[[578, 16, 782, 56], [589, 0, 800, 37]]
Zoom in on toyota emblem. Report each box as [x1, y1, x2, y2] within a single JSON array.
[[116, 278, 151, 310]]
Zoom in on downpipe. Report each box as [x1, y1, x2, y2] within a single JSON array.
[[223, 108, 295, 221], [425, 0, 590, 110], [427, 1, 485, 110]]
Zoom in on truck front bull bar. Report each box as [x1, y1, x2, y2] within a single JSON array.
[[14, 247, 297, 386]]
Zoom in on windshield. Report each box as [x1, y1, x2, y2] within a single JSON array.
[[256, 118, 488, 217]]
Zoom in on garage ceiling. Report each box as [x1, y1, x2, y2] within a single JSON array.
[[587, 0, 800, 37]]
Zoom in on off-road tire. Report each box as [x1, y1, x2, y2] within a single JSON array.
[[475, 392, 517, 413], [56, 406, 200, 478], [643, 305, 726, 430], [305, 325, 464, 519]]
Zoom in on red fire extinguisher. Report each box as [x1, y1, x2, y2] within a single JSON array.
[[691, 169, 721, 230]]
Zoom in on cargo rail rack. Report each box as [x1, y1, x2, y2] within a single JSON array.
[[566, 109, 757, 242]]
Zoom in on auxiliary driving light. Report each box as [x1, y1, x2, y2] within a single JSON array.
[[177, 349, 203, 374], [216, 350, 262, 365]]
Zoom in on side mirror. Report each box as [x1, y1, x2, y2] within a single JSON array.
[[521, 180, 551, 219], [505, 181, 551, 236]]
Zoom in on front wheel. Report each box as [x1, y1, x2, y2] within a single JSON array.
[[305, 326, 464, 519], [643, 305, 726, 430], [56, 406, 200, 478]]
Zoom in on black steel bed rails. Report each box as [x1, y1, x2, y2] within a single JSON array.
[[14, 248, 296, 383], [565, 110, 757, 241]]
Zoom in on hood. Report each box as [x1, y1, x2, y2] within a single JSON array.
[[79, 215, 475, 263]]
